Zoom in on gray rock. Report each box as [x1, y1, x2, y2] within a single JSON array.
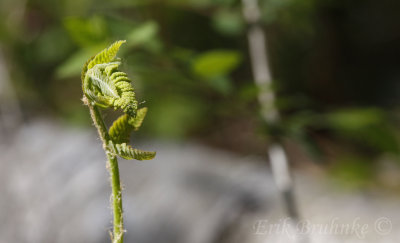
[[0, 120, 399, 243]]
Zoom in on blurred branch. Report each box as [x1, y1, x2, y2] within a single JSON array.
[[241, 0, 304, 240], [242, 0, 278, 123]]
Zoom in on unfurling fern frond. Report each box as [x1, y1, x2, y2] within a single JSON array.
[[109, 66, 138, 117], [109, 114, 131, 144], [87, 40, 126, 70], [108, 141, 156, 161], [81, 40, 125, 84], [82, 40, 137, 116], [109, 107, 148, 144], [82, 40, 156, 162], [129, 107, 148, 131], [82, 40, 155, 243]]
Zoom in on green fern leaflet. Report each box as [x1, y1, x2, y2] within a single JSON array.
[[82, 40, 155, 161]]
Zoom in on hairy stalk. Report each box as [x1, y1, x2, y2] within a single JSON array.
[[107, 153, 124, 242], [82, 41, 155, 243], [84, 98, 124, 242]]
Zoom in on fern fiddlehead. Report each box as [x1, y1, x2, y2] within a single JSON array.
[[82, 40, 155, 243]]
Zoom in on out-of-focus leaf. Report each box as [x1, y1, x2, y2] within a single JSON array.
[[63, 16, 108, 47], [206, 76, 233, 95], [126, 21, 159, 48], [325, 108, 399, 153], [330, 155, 374, 188], [170, 47, 196, 63], [63, 0, 93, 16], [33, 27, 73, 64], [212, 9, 244, 36], [146, 96, 205, 138], [325, 108, 383, 131], [192, 50, 242, 79], [169, 0, 235, 8]]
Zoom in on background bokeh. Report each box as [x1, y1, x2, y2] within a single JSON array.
[[1, 0, 400, 242], [2, 0, 400, 185]]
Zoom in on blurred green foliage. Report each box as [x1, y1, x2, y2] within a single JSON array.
[[2, 0, 400, 185], [192, 50, 241, 79], [330, 155, 374, 189]]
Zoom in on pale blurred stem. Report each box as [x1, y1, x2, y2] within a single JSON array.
[[242, 0, 301, 223], [83, 97, 124, 243]]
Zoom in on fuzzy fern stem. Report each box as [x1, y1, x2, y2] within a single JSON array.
[[82, 41, 155, 243], [107, 153, 124, 243], [84, 98, 124, 243]]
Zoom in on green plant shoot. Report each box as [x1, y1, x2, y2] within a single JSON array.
[[81, 40, 156, 243]]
